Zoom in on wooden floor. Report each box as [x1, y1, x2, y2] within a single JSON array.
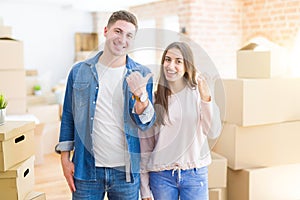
[[34, 153, 72, 200]]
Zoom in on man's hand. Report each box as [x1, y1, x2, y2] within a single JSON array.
[[126, 72, 153, 97], [61, 151, 76, 192]]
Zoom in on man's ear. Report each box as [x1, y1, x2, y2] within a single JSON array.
[[103, 27, 108, 37]]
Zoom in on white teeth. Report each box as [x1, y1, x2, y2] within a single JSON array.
[[167, 70, 176, 74]]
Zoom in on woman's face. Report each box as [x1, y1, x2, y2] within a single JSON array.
[[163, 48, 185, 83]]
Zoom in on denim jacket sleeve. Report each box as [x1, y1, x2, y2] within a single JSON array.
[[55, 66, 76, 153]]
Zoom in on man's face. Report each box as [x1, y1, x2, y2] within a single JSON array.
[[104, 20, 136, 56]]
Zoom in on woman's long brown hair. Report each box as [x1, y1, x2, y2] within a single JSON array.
[[155, 42, 198, 126]]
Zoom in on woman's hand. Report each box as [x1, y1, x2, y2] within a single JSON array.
[[197, 73, 211, 102]]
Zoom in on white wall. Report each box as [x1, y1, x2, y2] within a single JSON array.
[[0, 2, 93, 90]]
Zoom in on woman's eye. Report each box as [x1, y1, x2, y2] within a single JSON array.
[[165, 57, 171, 62]]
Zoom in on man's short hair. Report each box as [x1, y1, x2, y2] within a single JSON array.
[[107, 10, 138, 30]]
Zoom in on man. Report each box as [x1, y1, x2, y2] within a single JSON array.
[[55, 10, 156, 200]]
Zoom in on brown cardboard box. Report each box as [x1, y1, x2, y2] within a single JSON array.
[[25, 191, 46, 200], [227, 164, 300, 200], [27, 104, 60, 123], [0, 156, 35, 200], [0, 69, 26, 99], [209, 188, 227, 200], [208, 152, 227, 188], [237, 43, 287, 78], [42, 121, 60, 155], [213, 121, 300, 170], [6, 98, 27, 115], [0, 25, 12, 38], [0, 38, 23, 69], [215, 78, 300, 126], [26, 93, 57, 106], [0, 121, 35, 171], [34, 123, 45, 165]]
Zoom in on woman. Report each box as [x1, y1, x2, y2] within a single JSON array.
[[140, 42, 221, 200]]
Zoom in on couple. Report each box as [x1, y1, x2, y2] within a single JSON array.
[[56, 10, 221, 200]]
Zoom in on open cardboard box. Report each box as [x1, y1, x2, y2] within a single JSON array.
[[237, 42, 287, 78]]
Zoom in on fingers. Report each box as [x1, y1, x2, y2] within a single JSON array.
[[61, 158, 76, 192], [126, 72, 153, 94], [66, 175, 76, 192]]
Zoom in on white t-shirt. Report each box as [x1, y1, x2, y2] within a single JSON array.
[[92, 63, 126, 167]]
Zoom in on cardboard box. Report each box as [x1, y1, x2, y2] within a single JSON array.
[[208, 152, 227, 188], [0, 156, 35, 200], [25, 191, 46, 200], [0, 38, 23, 69], [0, 121, 35, 171], [213, 121, 300, 170], [237, 43, 287, 78], [215, 78, 300, 126], [42, 121, 60, 155], [27, 104, 60, 123], [0, 69, 26, 99], [6, 98, 27, 115], [0, 26, 12, 38], [209, 188, 227, 200], [227, 164, 300, 200], [34, 123, 45, 165], [26, 93, 57, 106]]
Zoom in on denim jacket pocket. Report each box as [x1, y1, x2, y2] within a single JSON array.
[[73, 82, 90, 107]]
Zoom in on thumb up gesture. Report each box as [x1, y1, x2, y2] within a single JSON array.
[[126, 72, 153, 96]]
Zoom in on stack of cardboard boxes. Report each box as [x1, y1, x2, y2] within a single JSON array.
[[214, 42, 300, 200], [25, 69, 61, 165], [0, 20, 26, 115], [208, 152, 227, 200], [0, 121, 45, 199], [1, 19, 60, 198]]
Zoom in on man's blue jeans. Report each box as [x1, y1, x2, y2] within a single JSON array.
[[149, 166, 208, 200], [73, 166, 140, 200]]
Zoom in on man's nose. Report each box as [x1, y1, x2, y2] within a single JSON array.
[[118, 34, 127, 43]]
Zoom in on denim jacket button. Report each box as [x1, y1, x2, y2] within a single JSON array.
[[91, 117, 94, 120]]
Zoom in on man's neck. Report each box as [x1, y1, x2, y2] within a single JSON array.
[[98, 51, 126, 68]]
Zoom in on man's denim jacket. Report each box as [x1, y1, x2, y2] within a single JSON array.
[[56, 51, 156, 182]]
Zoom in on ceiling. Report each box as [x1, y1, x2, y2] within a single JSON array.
[[0, 0, 162, 12]]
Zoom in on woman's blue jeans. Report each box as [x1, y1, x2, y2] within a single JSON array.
[[73, 166, 139, 200], [149, 166, 208, 200]]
